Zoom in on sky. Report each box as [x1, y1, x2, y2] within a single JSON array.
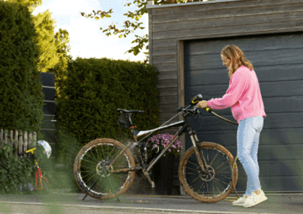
[[32, 0, 149, 62]]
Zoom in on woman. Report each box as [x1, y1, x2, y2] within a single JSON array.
[[197, 45, 267, 208]]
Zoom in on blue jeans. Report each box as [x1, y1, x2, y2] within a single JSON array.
[[237, 116, 264, 197]]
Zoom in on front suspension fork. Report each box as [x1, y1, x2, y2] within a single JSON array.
[[189, 131, 209, 175]]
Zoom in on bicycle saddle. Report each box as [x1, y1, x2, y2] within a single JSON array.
[[117, 109, 144, 114]]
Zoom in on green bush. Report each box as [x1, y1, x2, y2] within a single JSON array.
[[56, 58, 160, 148], [0, 1, 44, 136], [0, 143, 35, 194]]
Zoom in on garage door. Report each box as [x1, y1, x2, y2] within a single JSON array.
[[184, 33, 303, 193]]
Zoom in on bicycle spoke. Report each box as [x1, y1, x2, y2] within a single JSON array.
[[100, 144, 105, 159], [186, 172, 198, 175], [198, 181, 206, 193], [216, 173, 231, 180], [186, 166, 200, 173], [106, 146, 118, 160], [82, 152, 99, 164], [215, 162, 226, 170], [215, 164, 231, 172], [209, 151, 219, 166], [95, 146, 100, 161], [107, 175, 117, 195], [81, 158, 98, 166], [214, 177, 229, 185], [187, 159, 200, 168], [85, 173, 99, 184], [216, 186, 221, 196], [90, 147, 99, 162], [191, 175, 201, 183]]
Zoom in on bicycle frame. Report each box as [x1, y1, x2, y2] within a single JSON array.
[[139, 116, 208, 174], [109, 108, 209, 176]]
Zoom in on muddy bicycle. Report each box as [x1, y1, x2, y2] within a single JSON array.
[[73, 94, 239, 203]]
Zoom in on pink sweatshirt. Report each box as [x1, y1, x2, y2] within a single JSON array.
[[207, 65, 266, 123]]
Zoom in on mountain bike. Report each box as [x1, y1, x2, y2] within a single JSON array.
[[73, 94, 239, 203]]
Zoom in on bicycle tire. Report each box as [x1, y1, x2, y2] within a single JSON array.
[[73, 138, 136, 200], [179, 141, 238, 203]]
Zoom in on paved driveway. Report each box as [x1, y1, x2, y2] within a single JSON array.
[[0, 191, 302, 214]]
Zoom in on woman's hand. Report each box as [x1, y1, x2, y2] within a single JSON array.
[[197, 100, 208, 109]]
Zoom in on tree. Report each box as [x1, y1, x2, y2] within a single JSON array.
[[33, 9, 59, 73], [4, 0, 61, 72], [1, 0, 42, 12], [80, 0, 208, 63], [50, 28, 72, 100]]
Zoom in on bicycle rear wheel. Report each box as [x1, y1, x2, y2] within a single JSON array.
[[73, 138, 136, 200], [179, 141, 238, 203]]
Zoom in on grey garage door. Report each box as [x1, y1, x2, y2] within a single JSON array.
[[184, 33, 303, 193]]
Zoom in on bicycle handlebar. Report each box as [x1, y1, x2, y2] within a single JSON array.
[[179, 94, 238, 125]]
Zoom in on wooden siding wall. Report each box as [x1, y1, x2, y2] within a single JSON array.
[[148, 0, 303, 126]]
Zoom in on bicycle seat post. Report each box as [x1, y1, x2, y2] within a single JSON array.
[[128, 113, 134, 127]]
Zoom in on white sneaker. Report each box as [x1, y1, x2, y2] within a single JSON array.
[[232, 196, 248, 206], [243, 189, 268, 208]]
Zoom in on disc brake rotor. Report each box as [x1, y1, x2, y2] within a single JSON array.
[[198, 165, 215, 181], [96, 158, 113, 177]]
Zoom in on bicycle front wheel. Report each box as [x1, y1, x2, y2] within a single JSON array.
[[179, 141, 238, 203], [73, 138, 136, 200]]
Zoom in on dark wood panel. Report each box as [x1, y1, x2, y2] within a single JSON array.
[[159, 104, 178, 113], [149, 9, 153, 64], [40, 72, 55, 87], [185, 64, 303, 86], [158, 70, 177, 80], [153, 63, 177, 72], [153, 20, 303, 40], [42, 87, 55, 101], [153, 54, 177, 64], [195, 128, 303, 147], [185, 81, 303, 103], [234, 161, 303, 191], [153, 39, 176, 48], [153, 46, 177, 56], [261, 161, 303, 177], [151, 0, 303, 16], [43, 102, 55, 115], [157, 79, 178, 89], [41, 115, 56, 130], [152, 2, 303, 23], [184, 34, 303, 56], [185, 111, 303, 130], [235, 176, 303, 192], [158, 87, 178, 96], [154, 11, 303, 33], [159, 95, 178, 105], [40, 129, 55, 141], [185, 48, 303, 71], [189, 96, 303, 115], [227, 145, 303, 162], [159, 116, 181, 124]]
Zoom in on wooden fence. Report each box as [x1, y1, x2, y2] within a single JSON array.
[[0, 129, 37, 158]]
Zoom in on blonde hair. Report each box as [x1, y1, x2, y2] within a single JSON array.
[[221, 45, 254, 78]]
